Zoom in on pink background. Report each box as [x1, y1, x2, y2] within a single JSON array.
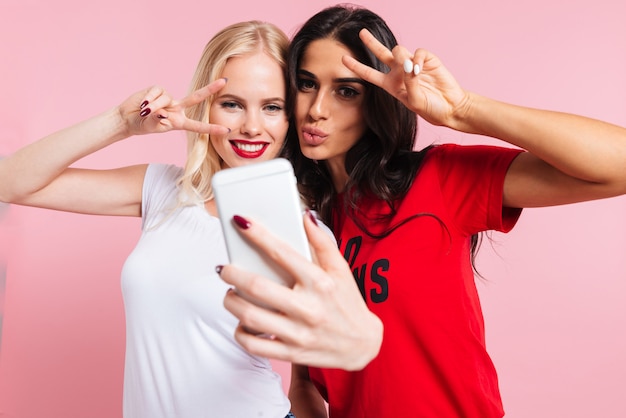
[[1, 0, 625, 417]]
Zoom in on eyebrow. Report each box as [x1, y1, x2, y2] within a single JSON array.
[[298, 69, 367, 86], [217, 93, 286, 103]]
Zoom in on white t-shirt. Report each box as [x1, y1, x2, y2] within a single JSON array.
[[121, 164, 290, 418]]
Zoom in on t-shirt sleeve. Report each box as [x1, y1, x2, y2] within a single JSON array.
[[141, 163, 184, 230], [433, 144, 523, 235]]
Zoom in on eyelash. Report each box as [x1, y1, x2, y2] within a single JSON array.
[[220, 101, 241, 110], [297, 79, 361, 99], [219, 101, 284, 113]]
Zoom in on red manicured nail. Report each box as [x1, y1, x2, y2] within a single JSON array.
[[306, 209, 318, 226], [233, 215, 250, 229]]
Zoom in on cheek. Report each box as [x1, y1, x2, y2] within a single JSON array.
[[339, 109, 363, 131], [295, 96, 310, 121], [212, 114, 236, 127], [209, 132, 228, 147], [267, 117, 289, 139]]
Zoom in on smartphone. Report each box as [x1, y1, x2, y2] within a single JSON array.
[[212, 158, 311, 306]]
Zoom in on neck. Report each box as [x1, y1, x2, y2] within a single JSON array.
[[326, 158, 349, 193]]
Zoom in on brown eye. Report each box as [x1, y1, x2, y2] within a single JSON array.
[[297, 78, 316, 91], [338, 86, 360, 99]]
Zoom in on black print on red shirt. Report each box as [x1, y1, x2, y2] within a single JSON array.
[[339, 236, 389, 303]]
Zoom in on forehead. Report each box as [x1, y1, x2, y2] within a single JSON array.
[[220, 52, 285, 95], [300, 38, 357, 74]]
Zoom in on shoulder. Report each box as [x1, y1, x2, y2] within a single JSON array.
[[145, 163, 184, 184], [420, 143, 523, 178], [141, 164, 185, 222]]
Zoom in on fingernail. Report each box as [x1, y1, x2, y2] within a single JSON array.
[[157, 114, 167, 119], [140, 100, 149, 109], [306, 209, 318, 226], [222, 77, 228, 83], [215, 265, 223, 274], [233, 215, 250, 229], [140, 108, 151, 117], [403, 59, 413, 74], [413, 64, 421, 75]]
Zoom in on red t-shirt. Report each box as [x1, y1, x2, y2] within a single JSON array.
[[309, 144, 523, 417]]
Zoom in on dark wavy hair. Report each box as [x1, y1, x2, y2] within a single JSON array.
[[281, 4, 482, 264]]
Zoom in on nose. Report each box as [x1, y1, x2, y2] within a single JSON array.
[[241, 111, 262, 136], [308, 90, 330, 121]]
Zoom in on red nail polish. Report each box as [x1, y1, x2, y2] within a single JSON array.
[[306, 209, 318, 226], [140, 100, 149, 109], [140, 108, 151, 117], [215, 265, 223, 274], [233, 215, 250, 229]]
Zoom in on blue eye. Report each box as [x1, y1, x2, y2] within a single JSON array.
[[220, 101, 241, 110], [264, 104, 284, 113]]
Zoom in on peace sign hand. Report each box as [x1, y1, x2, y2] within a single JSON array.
[[119, 79, 230, 137], [342, 29, 470, 129]]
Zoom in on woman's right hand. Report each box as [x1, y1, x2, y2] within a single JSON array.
[[120, 79, 230, 137], [219, 211, 383, 371]]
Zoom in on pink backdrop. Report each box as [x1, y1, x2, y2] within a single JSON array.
[[1, 1, 625, 417]]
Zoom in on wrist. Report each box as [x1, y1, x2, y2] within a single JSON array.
[[346, 313, 383, 371], [450, 91, 480, 134], [107, 105, 133, 142]]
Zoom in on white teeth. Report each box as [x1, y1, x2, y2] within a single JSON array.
[[235, 143, 265, 152]]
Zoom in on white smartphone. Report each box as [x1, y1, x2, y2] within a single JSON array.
[[212, 158, 311, 305]]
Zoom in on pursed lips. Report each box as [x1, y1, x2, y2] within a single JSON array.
[[301, 125, 328, 146]]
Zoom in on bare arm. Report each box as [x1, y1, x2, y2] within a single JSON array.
[[343, 29, 626, 208], [460, 95, 626, 208], [0, 81, 229, 216], [289, 364, 328, 418]]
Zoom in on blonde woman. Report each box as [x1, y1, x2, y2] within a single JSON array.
[[0, 21, 295, 417]]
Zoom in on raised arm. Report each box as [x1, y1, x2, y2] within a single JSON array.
[[0, 81, 229, 216], [343, 29, 626, 208]]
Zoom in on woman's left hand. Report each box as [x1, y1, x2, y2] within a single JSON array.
[[342, 28, 469, 130]]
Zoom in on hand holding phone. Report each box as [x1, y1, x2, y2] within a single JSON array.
[[212, 158, 311, 307]]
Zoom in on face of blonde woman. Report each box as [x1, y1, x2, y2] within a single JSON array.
[[209, 51, 288, 170]]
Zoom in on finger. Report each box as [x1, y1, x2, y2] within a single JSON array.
[[412, 48, 429, 73], [233, 323, 292, 361], [220, 263, 295, 311], [342, 55, 386, 88], [137, 85, 171, 117], [223, 287, 310, 344], [140, 89, 174, 117], [177, 78, 227, 109], [403, 48, 428, 76], [302, 212, 346, 274], [228, 215, 327, 288], [358, 28, 394, 65], [138, 85, 166, 108], [181, 119, 230, 135]]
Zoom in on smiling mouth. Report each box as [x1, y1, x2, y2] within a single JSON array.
[[230, 140, 269, 158], [232, 142, 265, 152]]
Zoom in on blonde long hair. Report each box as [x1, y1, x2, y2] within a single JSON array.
[[178, 21, 289, 204]]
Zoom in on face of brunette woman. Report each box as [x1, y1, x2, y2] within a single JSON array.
[[209, 51, 288, 169], [295, 38, 368, 179]]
